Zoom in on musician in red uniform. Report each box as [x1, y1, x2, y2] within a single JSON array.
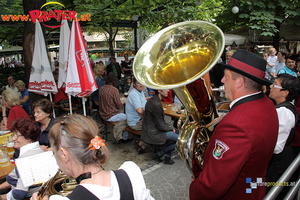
[[189, 49, 279, 200]]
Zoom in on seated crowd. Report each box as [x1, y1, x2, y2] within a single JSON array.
[[2, 49, 300, 199]]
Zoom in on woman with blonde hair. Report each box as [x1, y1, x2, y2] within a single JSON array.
[[1, 89, 29, 130], [14, 80, 31, 114], [91, 63, 105, 108], [31, 114, 153, 200]]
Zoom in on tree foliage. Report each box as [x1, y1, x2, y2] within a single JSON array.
[[1, 0, 224, 55], [83, 0, 224, 56], [0, 0, 24, 46], [133, 0, 223, 34], [215, 0, 300, 49]]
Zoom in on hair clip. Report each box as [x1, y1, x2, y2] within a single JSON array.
[[89, 135, 105, 150]]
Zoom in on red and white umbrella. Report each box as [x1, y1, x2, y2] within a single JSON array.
[[28, 21, 58, 116], [65, 20, 97, 115]]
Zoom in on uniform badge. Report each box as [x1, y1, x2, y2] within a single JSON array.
[[213, 139, 229, 160]]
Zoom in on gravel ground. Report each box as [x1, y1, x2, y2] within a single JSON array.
[[96, 103, 175, 171], [66, 100, 175, 172], [101, 124, 157, 171]]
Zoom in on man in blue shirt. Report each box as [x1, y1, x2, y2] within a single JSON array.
[[14, 80, 31, 115], [126, 78, 147, 131]]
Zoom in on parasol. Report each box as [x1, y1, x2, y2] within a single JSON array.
[[28, 21, 58, 117], [65, 20, 97, 115]]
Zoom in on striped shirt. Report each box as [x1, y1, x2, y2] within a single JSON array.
[[99, 84, 122, 120], [6, 142, 44, 200]]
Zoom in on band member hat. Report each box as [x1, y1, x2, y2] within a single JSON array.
[[219, 49, 272, 85]]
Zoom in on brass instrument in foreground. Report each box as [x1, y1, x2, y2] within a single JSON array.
[[38, 170, 78, 200], [133, 21, 225, 178]]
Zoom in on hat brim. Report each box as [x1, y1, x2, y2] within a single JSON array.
[[218, 63, 272, 86]]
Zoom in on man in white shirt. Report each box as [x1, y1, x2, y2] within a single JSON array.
[[6, 76, 19, 94], [266, 73, 300, 197], [276, 49, 289, 73], [225, 50, 233, 64]]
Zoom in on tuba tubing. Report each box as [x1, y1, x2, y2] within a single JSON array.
[[37, 170, 60, 200], [37, 170, 77, 199], [133, 21, 225, 178]]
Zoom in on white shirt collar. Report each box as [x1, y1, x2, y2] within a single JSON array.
[[19, 141, 40, 157], [230, 91, 262, 109]]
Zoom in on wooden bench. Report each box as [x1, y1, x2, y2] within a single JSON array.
[[103, 121, 141, 141], [86, 106, 93, 115], [54, 104, 78, 114], [62, 107, 78, 112]]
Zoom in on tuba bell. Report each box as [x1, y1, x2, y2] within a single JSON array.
[[133, 21, 225, 178]]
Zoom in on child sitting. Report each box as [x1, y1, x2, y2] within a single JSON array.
[[123, 77, 132, 92]]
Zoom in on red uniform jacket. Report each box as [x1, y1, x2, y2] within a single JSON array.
[[190, 93, 278, 200]]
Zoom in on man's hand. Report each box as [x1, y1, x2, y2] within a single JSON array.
[[1, 118, 7, 131], [39, 145, 48, 152], [191, 176, 195, 182]]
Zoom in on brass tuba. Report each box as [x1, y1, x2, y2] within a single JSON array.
[[133, 21, 225, 178], [37, 170, 78, 200]]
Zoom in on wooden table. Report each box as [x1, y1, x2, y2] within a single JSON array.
[[0, 163, 15, 180], [162, 102, 185, 119]]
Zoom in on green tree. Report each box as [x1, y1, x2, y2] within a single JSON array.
[[137, 0, 223, 33], [215, 0, 300, 50], [0, 0, 24, 46], [2, 0, 224, 70], [84, 0, 224, 57]]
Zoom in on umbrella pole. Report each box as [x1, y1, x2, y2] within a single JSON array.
[[68, 95, 73, 114], [49, 94, 56, 118], [82, 97, 86, 116]]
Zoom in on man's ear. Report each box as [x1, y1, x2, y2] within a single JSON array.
[[282, 90, 289, 99], [236, 76, 244, 89]]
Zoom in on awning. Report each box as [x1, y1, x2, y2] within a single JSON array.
[[0, 46, 23, 55], [87, 47, 126, 53], [224, 34, 246, 45]]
